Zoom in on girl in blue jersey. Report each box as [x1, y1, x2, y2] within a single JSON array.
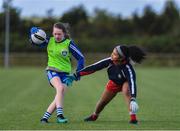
[[71, 45, 146, 124], [30, 22, 84, 123]]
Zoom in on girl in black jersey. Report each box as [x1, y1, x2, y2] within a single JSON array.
[[71, 45, 146, 124]]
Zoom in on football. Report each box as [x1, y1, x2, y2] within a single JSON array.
[[31, 28, 46, 45]]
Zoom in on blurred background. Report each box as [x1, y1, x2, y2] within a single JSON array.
[[0, 0, 180, 68], [1, 1, 180, 129]]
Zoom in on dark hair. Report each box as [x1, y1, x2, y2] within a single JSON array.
[[116, 45, 146, 64], [53, 22, 70, 39]]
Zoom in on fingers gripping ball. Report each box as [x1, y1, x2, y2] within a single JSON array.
[[30, 27, 46, 45]]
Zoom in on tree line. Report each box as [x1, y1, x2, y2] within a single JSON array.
[[0, 0, 180, 53]]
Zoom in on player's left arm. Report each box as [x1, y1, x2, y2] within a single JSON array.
[[69, 41, 85, 71], [123, 64, 139, 113], [123, 64, 137, 98]]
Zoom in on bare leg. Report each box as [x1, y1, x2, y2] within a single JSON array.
[[50, 76, 65, 108], [84, 89, 117, 121], [45, 84, 67, 114], [95, 89, 117, 115], [47, 99, 56, 114], [42, 77, 66, 117], [41, 76, 68, 123]]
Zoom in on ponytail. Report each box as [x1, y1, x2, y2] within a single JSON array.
[[128, 45, 146, 64], [116, 45, 146, 64]]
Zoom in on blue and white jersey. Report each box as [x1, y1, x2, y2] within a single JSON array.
[[69, 41, 84, 71]]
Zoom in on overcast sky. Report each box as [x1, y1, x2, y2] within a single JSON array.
[[0, 0, 180, 18]]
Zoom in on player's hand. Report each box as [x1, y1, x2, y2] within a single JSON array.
[[67, 73, 80, 81], [30, 27, 39, 34], [29, 27, 39, 45], [130, 98, 139, 113], [63, 77, 73, 87]]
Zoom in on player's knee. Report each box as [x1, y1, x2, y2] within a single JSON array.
[[55, 85, 64, 93]]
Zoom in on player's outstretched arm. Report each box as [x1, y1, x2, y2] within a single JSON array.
[[68, 57, 111, 81]]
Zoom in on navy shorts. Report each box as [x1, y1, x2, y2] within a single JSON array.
[[46, 70, 69, 86]]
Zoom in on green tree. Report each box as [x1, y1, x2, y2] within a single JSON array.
[[60, 5, 89, 37], [60, 5, 88, 26], [90, 8, 117, 37], [159, 0, 180, 34], [133, 5, 157, 35]]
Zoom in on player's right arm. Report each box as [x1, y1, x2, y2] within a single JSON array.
[[75, 57, 111, 79]]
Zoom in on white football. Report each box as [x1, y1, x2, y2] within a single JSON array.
[[31, 29, 46, 45]]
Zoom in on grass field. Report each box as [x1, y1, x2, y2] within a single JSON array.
[[0, 67, 180, 130]]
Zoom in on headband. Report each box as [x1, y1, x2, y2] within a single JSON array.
[[116, 45, 124, 57]]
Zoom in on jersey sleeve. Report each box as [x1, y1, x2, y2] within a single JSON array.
[[69, 41, 85, 71], [123, 64, 137, 98], [76, 57, 111, 77]]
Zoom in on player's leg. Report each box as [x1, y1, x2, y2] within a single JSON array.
[[84, 89, 117, 121], [41, 70, 68, 123], [50, 76, 68, 123], [122, 81, 138, 124], [96, 89, 117, 114], [40, 99, 56, 123], [40, 71, 58, 123]]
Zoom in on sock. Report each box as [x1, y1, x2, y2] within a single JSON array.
[[129, 112, 137, 121], [42, 112, 51, 120], [57, 107, 63, 117], [130, 114, 137, 121]]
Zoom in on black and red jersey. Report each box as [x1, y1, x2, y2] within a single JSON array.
[[76, 57, 137, 98]]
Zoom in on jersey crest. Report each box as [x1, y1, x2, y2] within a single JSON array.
[[118, 74, 122, 79], [61, 50, 68, 57]]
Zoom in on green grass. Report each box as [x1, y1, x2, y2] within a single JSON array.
[[0, 67, 180, 130]]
